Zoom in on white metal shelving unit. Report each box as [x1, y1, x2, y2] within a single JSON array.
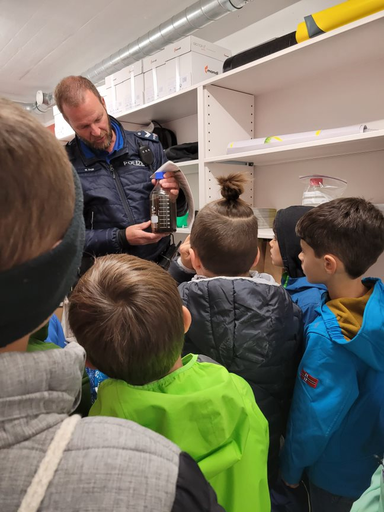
[[198, 11, 384, 278], [58, 11, 384, 276]]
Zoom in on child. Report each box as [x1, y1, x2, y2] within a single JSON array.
[[270, 205, 327, 329], [68, 254, 270, 512], [1, 98, 218, 512], [280, 197, 384, 511], [176, 173, 303, 484]]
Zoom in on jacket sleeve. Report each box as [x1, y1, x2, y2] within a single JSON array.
[[171, 452, 225, 512], [84, 227, 123, 256], [280, 331, 359, 485], [350, 464, 383, 512], [169, 259, 195, 285]]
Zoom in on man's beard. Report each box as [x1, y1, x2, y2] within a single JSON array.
[[79, 120, 113, 151]]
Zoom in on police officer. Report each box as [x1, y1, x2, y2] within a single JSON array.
[[54, 75, 187, 267]]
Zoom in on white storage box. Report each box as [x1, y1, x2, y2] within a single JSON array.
[[105, 61, 143, 113], [130, 71, 144, 109], [164, 36, 231, 94], [143, 49, 167, 103], [105, 81, 117, 115]]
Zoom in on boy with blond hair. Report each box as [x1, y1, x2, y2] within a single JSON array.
[[69, 254, 270, 512], [281, 197, 384, 512]]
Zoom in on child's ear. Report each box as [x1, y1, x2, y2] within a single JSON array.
[[253, 247, 260, 267], [324, 254, 338, 275], [189, 248, 202, 273], [182, 306, 192, 334]]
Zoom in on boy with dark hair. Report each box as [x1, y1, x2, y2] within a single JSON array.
[[176, 173, 303, 485], [0, 97, 222, 512], [270, 205, 327, 329], [69, 254, 270, 512], [281, 197, 384, 512]]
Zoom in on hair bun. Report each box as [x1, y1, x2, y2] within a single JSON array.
[[217, 173, 247, 202]]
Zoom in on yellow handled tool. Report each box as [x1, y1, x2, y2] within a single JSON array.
[[296, 0, 384, 43]]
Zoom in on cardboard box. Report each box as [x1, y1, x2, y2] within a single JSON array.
[[115, 80, 130, 114], [164, 36, 231, 62], [105, 61, 143, 113], [144, 66, 167, 103], [130, 73, 144, 109], [105, 81, 117, 115], [164, 36, 231, 94], [143, 49, 167, 103]]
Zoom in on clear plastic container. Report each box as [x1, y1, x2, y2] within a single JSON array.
[[150, 170, 177, 233], [300, 174, 347, 206]]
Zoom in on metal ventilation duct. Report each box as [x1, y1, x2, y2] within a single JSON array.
[[83, 0, 252, 84]]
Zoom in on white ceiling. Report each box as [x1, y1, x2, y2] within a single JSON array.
[[0, 0, 296, 104]]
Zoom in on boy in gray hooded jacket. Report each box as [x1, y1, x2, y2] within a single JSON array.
[[0, 98, 223, 512]]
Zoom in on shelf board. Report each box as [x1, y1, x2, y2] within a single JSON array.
[[204, 130, 384, 167], [258, 229, 274, 240], [176, 160, 199, 174], [57, 88, 198, 141], [118, 86, 198, 125], [204, 11, 384, 97]]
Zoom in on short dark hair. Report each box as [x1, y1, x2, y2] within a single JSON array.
[[68, 254, 185, 385], [54, 76, 103, 117], [190, 173, 258, 276], [296, 197, 384, 278]]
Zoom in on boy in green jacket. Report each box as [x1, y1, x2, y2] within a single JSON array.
[[69, 254, 270, 512]]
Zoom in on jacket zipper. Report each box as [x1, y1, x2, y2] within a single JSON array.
[[91, 211, 94, 230], [109, 163, 135, 224]]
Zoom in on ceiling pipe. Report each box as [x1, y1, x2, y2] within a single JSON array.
[[83, 0, 252, 84], [20, 0, 251, 110]]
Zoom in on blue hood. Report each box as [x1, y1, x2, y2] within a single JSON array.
[[283, 274, 327, 293]]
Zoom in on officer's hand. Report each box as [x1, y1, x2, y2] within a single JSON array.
[[179, 235, 194, 270], [125, 221, 167, 245], [152, 172, 179, 200]]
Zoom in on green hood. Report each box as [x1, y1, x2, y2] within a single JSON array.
[[90, 354, 270, 512]]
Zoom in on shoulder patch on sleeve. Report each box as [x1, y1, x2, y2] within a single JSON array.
[[135, 130, 159, 142], [300, 368, 318, 388]]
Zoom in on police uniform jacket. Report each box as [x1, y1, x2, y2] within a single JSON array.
[[66, 118, 186, 262]]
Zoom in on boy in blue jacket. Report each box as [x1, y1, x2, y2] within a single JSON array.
[[280, 197, 384, 512], [269, 206, 327, 330]]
